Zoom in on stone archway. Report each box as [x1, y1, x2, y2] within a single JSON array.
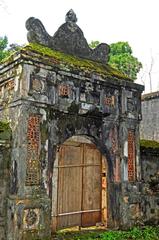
[[51, 136, 108, 231]]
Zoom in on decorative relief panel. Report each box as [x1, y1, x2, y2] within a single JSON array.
[[104, 96, 115, 107], [58, 84, 71, 97], [26, 115, 41, 185], [30, 73, 45, 93], [23, 208, 40, 229], [31, 78, 43, 92], [128, 130, 136, 181], [102, 88, 117, 115]]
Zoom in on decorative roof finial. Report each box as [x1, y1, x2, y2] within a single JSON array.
[[65, 9, 77, 23], [26, 10, 110, 63]]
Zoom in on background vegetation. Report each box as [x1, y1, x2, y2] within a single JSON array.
[[0, 35, 21, 61], [90, 41, 142, 80], [55, 226, 159, 240]]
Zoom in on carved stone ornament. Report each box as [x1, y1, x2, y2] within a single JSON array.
[[25, 209, 38, 228], [25, 209, 37, 226], [23, 208, 40, 229], [26, 9, 110, 63]]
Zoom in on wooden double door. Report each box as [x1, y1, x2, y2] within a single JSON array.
[[53, 141, 102, 230]]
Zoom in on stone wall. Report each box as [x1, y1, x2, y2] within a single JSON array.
[[119, 181, 159, 228], [108, 146, 159, 229], [141, 147, 159, 182], [119, 146, 159, 228], [0, 127, 11, 240], [140, 147, 159, 225], [140, 95, 159, 225], [140, 91, 159, 141]]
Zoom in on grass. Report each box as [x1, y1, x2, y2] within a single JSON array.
[[54, 226, 159, 240]]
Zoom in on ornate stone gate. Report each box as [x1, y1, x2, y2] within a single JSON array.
[[0, 10, 144, 240]]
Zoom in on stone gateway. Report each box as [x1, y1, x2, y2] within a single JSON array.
[[0, 10, 158, 240]]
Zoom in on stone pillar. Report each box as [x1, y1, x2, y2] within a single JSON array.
[[0, 123, 11, 240], [5, 107, 51, 240]]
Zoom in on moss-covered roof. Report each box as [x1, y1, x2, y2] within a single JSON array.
[[27, 43, 132, 80], [140, 139, 159, 149], [1, 43, 132, 81]]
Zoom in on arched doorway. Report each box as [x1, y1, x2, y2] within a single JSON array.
[[52, 136, 107, 231]]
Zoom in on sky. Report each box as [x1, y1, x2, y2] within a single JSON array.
[[0, 0, 159, 93]]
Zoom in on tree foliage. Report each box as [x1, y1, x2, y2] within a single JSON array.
[[89, 41, 142, 80], [0, 36, 10, 61], [0, 36, 22, 62]]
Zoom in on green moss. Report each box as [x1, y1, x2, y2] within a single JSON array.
[[0, 43, 132, 81], [0, 42, 132, 80], [140, 139, 159, 149], [23, 43, 131, 81], [0, 121, 11, 140]]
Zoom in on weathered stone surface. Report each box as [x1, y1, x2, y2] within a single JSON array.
[[26, 10, 110, 64], [0, 142, 11, 240], [140, 91, 159, 141]]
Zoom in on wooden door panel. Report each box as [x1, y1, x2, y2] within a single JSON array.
[[82, 166, 101, 210], [58, 144, 82, 166], [56, 142, 102, 229], [82, 144, 101, 227], [58, 166, 82, 213], [84, 144, 101, 165], [58, 214, 81, 229], [57, 144, 83, 228], [82, 212, 101, 227]]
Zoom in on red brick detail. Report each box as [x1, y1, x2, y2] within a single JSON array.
[[58, 84, 70, 97], [26, 115, 41, 185], [115, 157, 120, 182], [128, 130, 136, 181], [104, 96, 115, 107]]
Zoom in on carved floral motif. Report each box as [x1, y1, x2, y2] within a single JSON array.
[[23, 208, 40, 229], [58, 84, 71, 97], [104, 96, 115, 107]]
